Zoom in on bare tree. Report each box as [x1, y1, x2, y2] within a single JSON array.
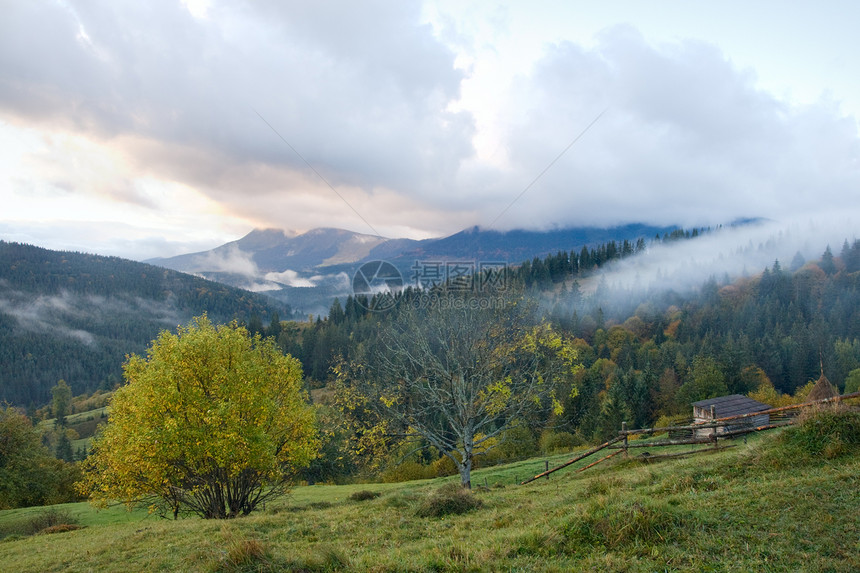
[[342, 294, 577, 489]]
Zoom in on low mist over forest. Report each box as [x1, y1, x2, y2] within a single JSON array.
[[0, 241, 294, 405]]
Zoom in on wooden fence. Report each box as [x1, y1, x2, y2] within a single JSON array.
[[520, 390, 860, 485]]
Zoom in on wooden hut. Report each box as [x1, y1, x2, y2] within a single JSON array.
[[692, 394, 771, 437]]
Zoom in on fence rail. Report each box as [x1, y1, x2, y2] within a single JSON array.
[[520, 391, 860, 484]]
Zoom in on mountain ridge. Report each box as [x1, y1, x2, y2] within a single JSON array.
[[0, 240, 293, 406], [147, 224, 678, 314]]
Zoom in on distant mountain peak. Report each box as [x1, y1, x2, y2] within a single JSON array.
[[250, 227, 297, 237], [151, 222, 682, 315], [233, 228, 298, 252]]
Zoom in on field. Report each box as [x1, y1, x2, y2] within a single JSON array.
[[37, 407, 109, 453], [1, 428, 858, 572]]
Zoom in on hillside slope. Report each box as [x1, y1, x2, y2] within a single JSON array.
[[0, 423, 857, 571], [149, 224, 676, 315], [0, 241, 292, 406]]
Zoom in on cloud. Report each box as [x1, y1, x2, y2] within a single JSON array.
[[0, 0, 473, 200], [0, 291, 96, 345], [0, 217, 244, 262], [193, 244, 259, 277], [180, 244, 333, 290], [588, 215, 860, 299], [468, 26, 860, 230], [243, 281, 284, 293], [2, 5, 860, 259], [263, 270, 317, 288]]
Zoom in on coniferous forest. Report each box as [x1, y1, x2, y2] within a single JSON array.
[[4, 234, 860, 485], [263, 237, 860, 481], [0, 241, 295, 406]]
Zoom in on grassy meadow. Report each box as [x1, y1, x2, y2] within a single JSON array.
[[1, 426, 858, 572]]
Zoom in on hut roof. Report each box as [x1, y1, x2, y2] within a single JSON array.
[[692, 394, 771, 418], [807, 373, 838, 402]]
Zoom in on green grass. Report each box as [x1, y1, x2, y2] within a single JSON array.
[[1, 425, 858, 572], [38, 406, 109, 430], [0, 500, 150, 535]]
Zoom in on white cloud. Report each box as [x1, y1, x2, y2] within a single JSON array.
[[0, 291, 96, 345], [476, 27, 860, 230], [1, 2, 860, 259], [264, 270, 317, 288], [194, 245, 259, 277], [590, 214, 860, 298], [0, 1, 472, 191]]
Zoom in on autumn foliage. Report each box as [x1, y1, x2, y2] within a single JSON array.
[[79, 316, 318, 519]]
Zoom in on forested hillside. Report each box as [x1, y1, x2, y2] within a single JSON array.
[[272, 238, 860, 476], [271, 228, 710, 383], [0, 242, 294, 406]]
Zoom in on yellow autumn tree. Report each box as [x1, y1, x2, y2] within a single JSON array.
[[79, 316, 318, 519]]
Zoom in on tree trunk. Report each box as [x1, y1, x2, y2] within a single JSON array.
[[458, 431, 474, 489], [458, 455, 473, 489]]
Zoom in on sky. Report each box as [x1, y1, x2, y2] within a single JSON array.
[[2, 0, 860, 261]]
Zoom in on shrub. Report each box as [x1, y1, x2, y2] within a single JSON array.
[[539, 430, 581, 453], [24, 508, 79, 536], [348, 490, 380, 502], [0, 407, 83, 509], [80, 317, 318, 519], [431, 455, 458, 477], [780, 406, 860, 459], [475, 426, 539, 466], [380, 460, 437, 483], [654, 413, 690, 430], [415, 483, 483, 518]]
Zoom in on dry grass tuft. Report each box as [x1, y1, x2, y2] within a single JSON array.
[[348, 490, 381, 502], [563, 497, 696, 549], [415, 483, 483, 518], [39, 523, 83, 535]]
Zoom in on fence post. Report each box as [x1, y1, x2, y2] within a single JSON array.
[[710, 405, 717, 448], [545, 460, 549, 480], [622, 421, 628, 457]]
